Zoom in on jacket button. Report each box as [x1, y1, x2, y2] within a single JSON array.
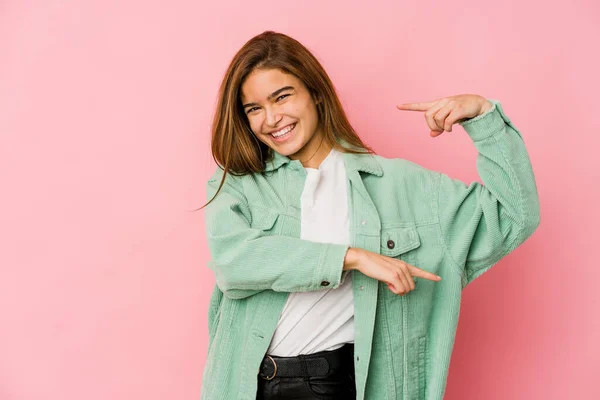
[[320, 281, 330, 287], [387, 240, 395, 249]]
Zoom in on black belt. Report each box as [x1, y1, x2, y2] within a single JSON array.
[[258, 343, 354, 380]]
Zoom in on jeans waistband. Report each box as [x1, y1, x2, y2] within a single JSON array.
[[258, 343, 354, 380]]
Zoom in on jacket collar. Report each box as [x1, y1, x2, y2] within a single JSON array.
[[343, 151, 383, 177], [264, 138, 383, 177]]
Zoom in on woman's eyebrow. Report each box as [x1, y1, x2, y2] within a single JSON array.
[[242, 86, 295, 109], [266, 86, 295, 100]]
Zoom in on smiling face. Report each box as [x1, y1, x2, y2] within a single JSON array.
[[240, 68, 326, 163]]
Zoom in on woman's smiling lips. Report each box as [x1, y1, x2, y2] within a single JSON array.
[[268, 123, 296, 143]]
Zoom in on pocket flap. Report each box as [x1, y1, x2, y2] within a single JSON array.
[[380, 226, 421, 257], [251, 209, 279, 230]]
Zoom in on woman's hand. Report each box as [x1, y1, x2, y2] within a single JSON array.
[[396, 94, 493, 137], [344, 248, 441, 295]]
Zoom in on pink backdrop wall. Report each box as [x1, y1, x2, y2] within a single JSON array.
[[1, 0, 598, 399]]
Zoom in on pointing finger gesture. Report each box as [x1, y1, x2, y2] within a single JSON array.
[[397, 94, 493, 137]]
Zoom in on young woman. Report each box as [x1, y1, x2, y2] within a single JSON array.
[[200, 31, 540, 400]]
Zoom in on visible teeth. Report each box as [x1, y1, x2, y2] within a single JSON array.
[[272, 124, 294, 137]]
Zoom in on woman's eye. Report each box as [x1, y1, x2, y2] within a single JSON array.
[[247, 107, 259, 114], [276, 94, 290, 102]]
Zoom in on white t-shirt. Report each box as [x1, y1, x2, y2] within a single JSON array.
[[267, 148, 354, 357]]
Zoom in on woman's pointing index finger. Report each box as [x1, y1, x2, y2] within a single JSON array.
[[396, 101, 436, 111]]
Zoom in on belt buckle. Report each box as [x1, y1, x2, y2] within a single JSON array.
[[259, 355, 278, 380]]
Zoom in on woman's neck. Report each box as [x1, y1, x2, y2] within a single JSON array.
[[301, 137, 332, 169]]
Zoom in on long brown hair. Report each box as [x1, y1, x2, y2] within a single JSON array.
[[199, 31, 374, 209]]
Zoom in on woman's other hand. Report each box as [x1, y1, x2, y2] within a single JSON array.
[[396, 94, 493, 137], [343, 248, 442, 295]]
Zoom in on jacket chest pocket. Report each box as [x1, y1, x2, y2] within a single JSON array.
[[250, 208, 300, 237], [250, 208, 280, 233], [380, 226, 421, 261]]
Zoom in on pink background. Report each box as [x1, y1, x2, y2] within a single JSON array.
[[1, 0, 598, 399]]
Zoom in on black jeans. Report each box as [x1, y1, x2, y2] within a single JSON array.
[[256, 344, 356, 400]]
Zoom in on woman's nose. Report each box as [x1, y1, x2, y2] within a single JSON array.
[[265, 109, 282, 127]]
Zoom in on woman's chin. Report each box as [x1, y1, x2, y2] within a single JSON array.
[[270, 138, 304, 157]]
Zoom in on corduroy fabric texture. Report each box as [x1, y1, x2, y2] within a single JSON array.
[[201, 99, 540, 400]]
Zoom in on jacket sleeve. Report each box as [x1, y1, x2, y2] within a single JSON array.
[[436, 99, 540, 287], [204, 172, 350, 299]]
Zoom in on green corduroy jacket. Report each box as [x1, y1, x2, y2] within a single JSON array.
[[201, 99, 540, 399]]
